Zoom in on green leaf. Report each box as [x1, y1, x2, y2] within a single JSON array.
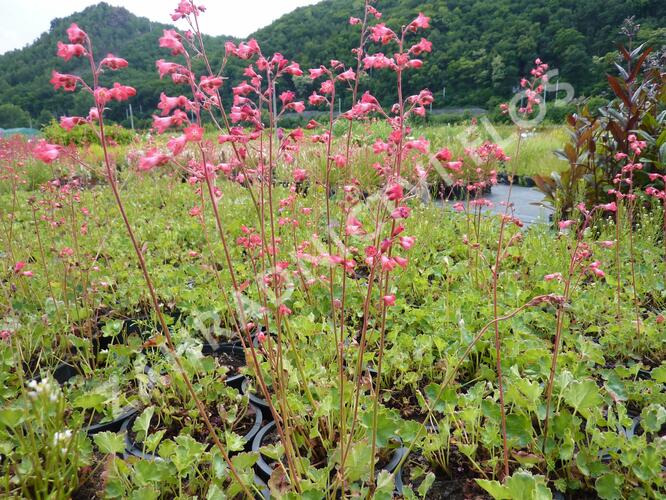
[[476, 479, 510, 499], [132, 406, 155, 443], [230, 451, 258, 471], [93, 431, 126, 455], [640, 404, 666, 433], [505, 470, 552, 500], [595, 473, 623, 500], [506, 413, 532, 447], [603, 373, 627, 402], [102, 319, 124, 338], [374, 470, 394, 500], [345, 441, 372, 482], [73, 392, 107, 410], [417, 471, 436, 498], [361, 409, 397, 448], [225, 431, 246, 452], [134, 460, 168, 483], [651, 365, 666, 383], [0, 407, 24, 427], [631, 445, 662, 481], [565, 380, 602, 414]]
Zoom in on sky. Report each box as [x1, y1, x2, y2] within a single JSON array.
[[0, 0, 322, 54]]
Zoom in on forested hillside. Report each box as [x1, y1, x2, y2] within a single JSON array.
[[0, 0, 664, 128]]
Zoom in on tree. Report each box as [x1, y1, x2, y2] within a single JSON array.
[[0, 103, 31, 128], [37, 109, 55, 127]]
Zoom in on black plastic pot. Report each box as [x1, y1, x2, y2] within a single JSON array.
[[35, 362, 139, 436], [84, 405, 139, 436], [240, 377, 271, 416], [252, 474, 270, 499], [252, 420, 407, 493], [53, 362, 79, 385], [202, 340, 244, 357], [121, 401, 263, 460]]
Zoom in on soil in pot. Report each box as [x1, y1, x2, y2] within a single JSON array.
[[71, 451, 108, 500], [252, 421, 406, 493], [400, 449, 492, 500]]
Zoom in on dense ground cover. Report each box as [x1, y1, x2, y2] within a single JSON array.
[[1, 1, 665, 499], [1, 137, 665, 498]]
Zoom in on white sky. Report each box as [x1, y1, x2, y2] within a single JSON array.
[[0, 0, 322, 54]]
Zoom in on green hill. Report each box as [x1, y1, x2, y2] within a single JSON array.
[[0, 0, 664, 128]]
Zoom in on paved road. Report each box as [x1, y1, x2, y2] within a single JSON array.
[[439, 184, 553, 226]]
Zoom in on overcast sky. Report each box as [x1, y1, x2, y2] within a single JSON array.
[[0, 0, 322, 54]]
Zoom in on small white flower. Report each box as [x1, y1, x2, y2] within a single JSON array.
[[53, 429, 72, 447]]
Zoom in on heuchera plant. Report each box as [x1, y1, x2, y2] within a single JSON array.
[[40, 0, 437, 494]]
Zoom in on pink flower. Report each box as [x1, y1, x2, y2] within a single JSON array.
[[100, 54, 128, 70], [158, 93, 191, 116], [60, 116, 84, 131], [558, 220, 575, 230], [109, 82, 136, 101], [66, 23, 87, 43], [599, 240, 615, 249], [284, 63, 303, 76], [0, 330, 13, 341], [588, 261, 605, 278], [410, 38, 433, 55], [167, 135, 187, 155], [598, 202, 617, 212], [544, 272, 563, 282], [333, 154, 347, 168], [279, 91, 295, 105], [337, 68, 356, 81], [159, 29, 185, 55], [13, 262, 25, 273], [394, 256, 408, 268], [346, 216, 365, 236], [138, 149, 170, 171], [404, 137, 429, 153], [409, 13, 430, 31], [34, 140, 61, 163], [50, 71, 78, 92], [386, 183, 404, 201], [94, 87, 112, 106], [200, 75, 224, 94], [289, 101, 305, 113], [446, 161, 463, 172], [399, 236, 415, 250], [156, 59, 186, 79], [309, 67, 326, 80], [153, 115, 174, 134], [370, 24, 396, 44], [56, 41, 86, 61], [452, 202, 464, 212], [391, 206, 410, 219], [278, 304, 292, 316], [257, 331, 267, 343], [184, 125, 203, 142], [363, 53, 395, 70], [59, 247, 74, 258], [434, 148, 452, 162], [293, 168, 308, 183], [309, 92, 327, 106], [383, 295, 396, 307], [349, 17, 362, 25]]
